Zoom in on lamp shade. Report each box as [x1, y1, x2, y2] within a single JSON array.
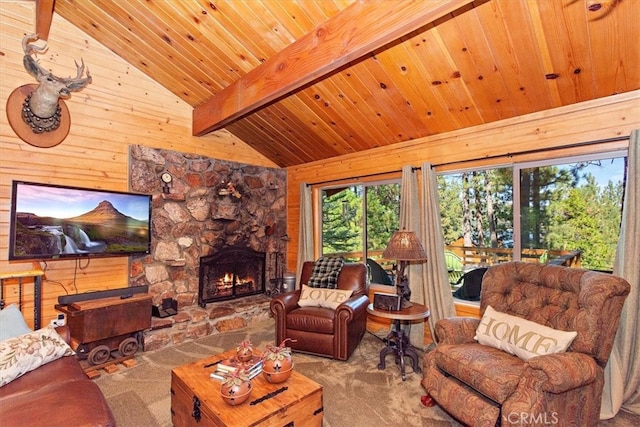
[[382, 230, 427, 261]]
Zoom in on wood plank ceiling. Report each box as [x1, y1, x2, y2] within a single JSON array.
[[52, 0, 639, 168]]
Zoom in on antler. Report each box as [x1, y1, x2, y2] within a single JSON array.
[[22, 33, 47, 55], [21, 33, 92, 91], [22, 33, 49, 79], [63, 58, 92, 92]]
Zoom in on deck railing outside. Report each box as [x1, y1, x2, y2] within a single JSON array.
[[325, 248, 581, 267], [445, 246, 582, 269], [323, 247, 582, 285]]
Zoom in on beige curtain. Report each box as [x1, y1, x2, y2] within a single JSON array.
[[399, 166, 425, 348], [296, 183, 314, 290], [601, 129, 640, 418], [399, 165, 456, 347], [419, 163, 457, 341]]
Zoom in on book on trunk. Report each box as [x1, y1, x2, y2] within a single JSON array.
[[210, 366, 262, 381], [209, 355, 263, 381]]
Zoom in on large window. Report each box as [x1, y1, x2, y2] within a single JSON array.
[[320, 181, 400, 282], [318, 152, 625, 296], [440, 151, 626, 300]]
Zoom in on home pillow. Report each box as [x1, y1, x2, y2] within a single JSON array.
[[298, 284, 353, 310], [0, 304, 32, 341], [0, 326, 75, 387], [308, 256, 344, 289], [474, 306, 578, 360]]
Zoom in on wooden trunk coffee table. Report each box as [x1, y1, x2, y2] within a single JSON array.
[[171, 348, 323, 426]]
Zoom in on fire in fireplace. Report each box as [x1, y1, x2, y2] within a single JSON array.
[[198, 248, 266, 306]]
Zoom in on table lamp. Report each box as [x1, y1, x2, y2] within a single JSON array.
[[382, 229, 427, 308]]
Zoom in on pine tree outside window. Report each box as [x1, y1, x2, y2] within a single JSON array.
[[439, 151, 626, 301], [320, 181, 400, 284]]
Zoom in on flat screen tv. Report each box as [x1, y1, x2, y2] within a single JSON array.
[[9, 181, 152, 261]]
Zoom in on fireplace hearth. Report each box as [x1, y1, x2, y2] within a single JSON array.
[[198, 249, 266, 306]]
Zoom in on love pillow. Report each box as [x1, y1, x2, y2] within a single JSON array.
[[474, 306, 577, 360], [298, 284, 353, 310]]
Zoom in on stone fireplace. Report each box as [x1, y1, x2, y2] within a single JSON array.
[[128, 145, 287, 351], [128, 144, 287, 308], [198, 248, 266, 305]]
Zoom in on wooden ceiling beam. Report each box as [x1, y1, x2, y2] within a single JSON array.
[[36, 0, 55, 40], [192, 0, 476, 136]]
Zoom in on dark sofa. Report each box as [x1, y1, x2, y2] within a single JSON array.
[[0, 326, 115, 427]]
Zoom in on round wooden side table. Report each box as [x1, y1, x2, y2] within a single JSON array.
[[367, 302, 430, 381]]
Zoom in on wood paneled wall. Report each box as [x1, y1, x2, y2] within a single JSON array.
[[0, 2, 276, 328], [285, 90, 639, 271]]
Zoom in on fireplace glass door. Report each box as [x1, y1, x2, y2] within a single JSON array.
[[198, 249, 266, 305]]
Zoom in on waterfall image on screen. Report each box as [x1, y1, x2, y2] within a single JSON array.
[[9, 181, 151, 260]]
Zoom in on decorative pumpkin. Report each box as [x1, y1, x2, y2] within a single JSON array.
[[220, 369, 252, 406], [261, 338, 295, 383], [235, 339, 254, 362]]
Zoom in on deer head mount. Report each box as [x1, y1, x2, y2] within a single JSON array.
[[21, 33, 92, 134]]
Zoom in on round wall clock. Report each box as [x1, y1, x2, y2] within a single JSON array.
[[161, 172, 173, 183]]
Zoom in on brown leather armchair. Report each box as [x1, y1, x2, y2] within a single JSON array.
[[270, 261, 369, 360], [422, 262, 630, 427]]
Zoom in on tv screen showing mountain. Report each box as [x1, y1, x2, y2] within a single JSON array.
[[9, 181, 152, 260]]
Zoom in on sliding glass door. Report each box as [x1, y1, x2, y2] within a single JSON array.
[[438, 150, 626, 299]]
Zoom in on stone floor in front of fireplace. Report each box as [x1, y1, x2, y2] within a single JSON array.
[[143, 294, 272, 352]]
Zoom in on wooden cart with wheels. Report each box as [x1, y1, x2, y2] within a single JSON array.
[[55, 292, 152, 370]]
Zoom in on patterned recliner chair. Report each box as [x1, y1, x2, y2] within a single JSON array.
[[422, 262, 630, 426]]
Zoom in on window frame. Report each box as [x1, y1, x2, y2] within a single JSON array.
[[313, 149, 626, 268], [438, 150, 626, 263], [317, 178, 401, 263], [439, 149, 627, 304], [511, 150, 627, 262]]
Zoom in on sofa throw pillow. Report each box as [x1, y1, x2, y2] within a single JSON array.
[[298, 284, 354, 310], [0, 326, 75, 387], [0, 304, 32, 341], [308, 256, 344, 289], [474, 306, 578, 360]]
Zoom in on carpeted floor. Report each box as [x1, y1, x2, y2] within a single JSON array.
[[95, 319, 640, 427], [94, 318, 457, 426]]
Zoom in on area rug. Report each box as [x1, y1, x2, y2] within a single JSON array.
[[95, 319, 640, 427], [94, 318, 460, 426]]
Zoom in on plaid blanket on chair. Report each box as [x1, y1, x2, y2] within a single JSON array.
[[308, 256, 344, 289]]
